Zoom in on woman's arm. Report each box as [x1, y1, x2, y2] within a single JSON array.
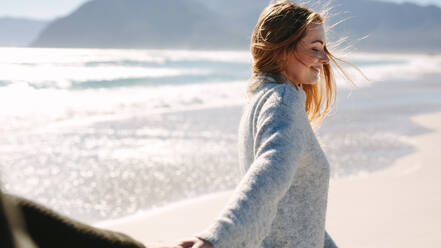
[[195, 86, 307, 248]]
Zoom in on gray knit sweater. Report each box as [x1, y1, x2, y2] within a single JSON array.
[[197, 74, 337, 248]]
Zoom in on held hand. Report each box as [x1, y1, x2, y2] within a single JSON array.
[[146, 243, 183, 248], [177, 237, 214, 248]]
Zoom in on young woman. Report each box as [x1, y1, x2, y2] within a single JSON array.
[[179, 1, 348, 247]]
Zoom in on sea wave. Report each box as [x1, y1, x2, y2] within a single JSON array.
[[0, 47, 250, 65], [0, 63, 211, 89], [2, 48, 440, 91], [0, 48, 251, 90], [0, 80, 247, 128]]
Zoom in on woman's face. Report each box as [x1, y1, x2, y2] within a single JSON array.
[[281, 23, 330, 86]]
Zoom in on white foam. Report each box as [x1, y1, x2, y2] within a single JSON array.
[[0, 47, 250, 64], [2, 48, 440, 133], [0, 47, 248, 89], [0, 64, 208, 89], [0, 80, 248, 132]]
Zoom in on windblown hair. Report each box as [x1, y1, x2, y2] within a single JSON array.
[[249, 0, 354, 128]]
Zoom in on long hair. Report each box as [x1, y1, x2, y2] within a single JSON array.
[[249, 0, 354, 128]]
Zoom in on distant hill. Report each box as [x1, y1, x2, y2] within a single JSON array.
[[31, 0, 441, 52], [31, 0, 247, 49], [327, 0, 441, 52], [197, 0, 441, 52], [0, 17, 49, 47], [196, 0, 269, 36]]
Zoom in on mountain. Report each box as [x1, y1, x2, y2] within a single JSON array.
[[31, 0, 247, 49], [326, 0, 441, 52], [31, 0, 441, 52], [196, 0, 269, 35], [197, 0, 441, 52], [0, 17, 49, 47]]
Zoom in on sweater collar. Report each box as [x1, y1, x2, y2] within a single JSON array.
[[255, 73, 307, 103]]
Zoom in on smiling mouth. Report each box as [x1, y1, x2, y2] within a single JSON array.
[[311, 67, 320, 74]]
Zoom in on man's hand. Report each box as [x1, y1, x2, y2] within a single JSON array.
[[177, 237, 214, 248], [146, 243, 182, 248]]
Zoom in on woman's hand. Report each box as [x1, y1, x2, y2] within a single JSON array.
[[177, 237, 214, 248]]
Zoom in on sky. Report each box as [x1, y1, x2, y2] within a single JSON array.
[[0, 0, 90, 20], [1, 0, 441, 19]]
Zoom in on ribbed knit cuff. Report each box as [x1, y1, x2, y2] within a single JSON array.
[[195, 221, 233, 248]]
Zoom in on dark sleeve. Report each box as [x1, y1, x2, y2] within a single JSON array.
[[5, 194, 145, 248], [0, 192, 36, 248], [324, 230, 338, 248], [0, 192, 17, 248]]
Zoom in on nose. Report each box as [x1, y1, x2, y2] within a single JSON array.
[[319, 51, 330, 65]]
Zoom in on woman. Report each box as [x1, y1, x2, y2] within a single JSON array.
[[179, 1, 348, 247]]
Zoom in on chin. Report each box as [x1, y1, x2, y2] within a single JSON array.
[[302, 79, 319, 85], [309, 75, 321, 84]]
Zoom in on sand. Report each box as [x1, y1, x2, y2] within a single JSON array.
[[95, 110, 441, 248], [326, 110, 441, 247]]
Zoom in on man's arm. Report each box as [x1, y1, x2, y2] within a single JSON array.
[[5, 194, 146, 248], [324, 230, 338, 248]]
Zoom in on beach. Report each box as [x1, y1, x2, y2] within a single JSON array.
[[96, 109, 441, 248], [0, 48, 440, 247], [326, 110, 441, 247], [95, 72, 441, 247]]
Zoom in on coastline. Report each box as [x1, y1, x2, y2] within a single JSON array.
[[326, 110, 441, 248], [94, 191, 233, 245], [96, 110, 441, 247]]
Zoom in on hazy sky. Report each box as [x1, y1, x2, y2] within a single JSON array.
[[1, 0, 441, 19]]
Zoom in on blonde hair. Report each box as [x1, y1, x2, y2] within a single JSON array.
[[249, 0, 354, 128]]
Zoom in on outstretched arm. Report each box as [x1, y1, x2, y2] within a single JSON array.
[[192, 86, 308, 248], [5, 194, 146, 248]]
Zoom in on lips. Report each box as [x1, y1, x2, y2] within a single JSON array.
[[311, 66, 320, 74]]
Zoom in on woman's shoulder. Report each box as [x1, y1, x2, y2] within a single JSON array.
[[251, 81, 305, 109], [245, 78, 310, 139], [244, 84, 306, 129]]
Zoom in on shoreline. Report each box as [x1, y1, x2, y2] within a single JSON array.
[[96, 110, 441, 247], [94, 191, 233, 245], [325, 110, 441, 248]]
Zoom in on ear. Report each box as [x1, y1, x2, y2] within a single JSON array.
[[277, 49, 289, 71]]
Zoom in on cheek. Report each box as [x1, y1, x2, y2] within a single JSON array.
[[294, 53, 320, 83], [297, 51, 317, 66], [286, 58, 302, 77], [284, 52, 318, 83]]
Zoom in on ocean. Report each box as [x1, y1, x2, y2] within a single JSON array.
[[1, 47, 440, 223]]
